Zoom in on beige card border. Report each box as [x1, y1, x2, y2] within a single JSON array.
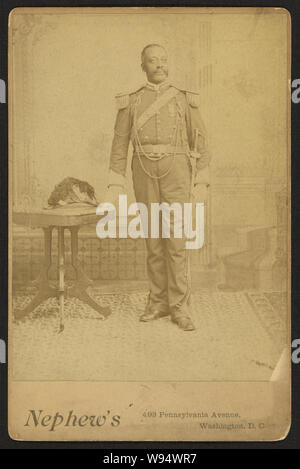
[[8, 6, 291, 441]]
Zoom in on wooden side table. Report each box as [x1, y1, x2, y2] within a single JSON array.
[[12, 206, 111, 330]]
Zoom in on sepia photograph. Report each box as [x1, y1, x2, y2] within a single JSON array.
[[8, 7, 291, 441]]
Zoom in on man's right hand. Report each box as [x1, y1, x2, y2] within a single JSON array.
[[103, 184, 125, 209]]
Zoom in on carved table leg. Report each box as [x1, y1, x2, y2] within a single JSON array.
[[14, 227, 57, 320], [70, 226, 92, 287], [68, 226, 111, 318], [58, 227, 65, 332]]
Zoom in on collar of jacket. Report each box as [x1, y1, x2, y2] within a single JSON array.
[[145, 80, 170, 91]]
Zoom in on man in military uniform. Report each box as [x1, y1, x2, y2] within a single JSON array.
[[107, 44, 210, 331]]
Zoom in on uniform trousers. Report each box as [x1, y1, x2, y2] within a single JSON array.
[[131, 152, 193, 317]]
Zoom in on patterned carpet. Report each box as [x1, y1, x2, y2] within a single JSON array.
[[11, 287, 287, 382]]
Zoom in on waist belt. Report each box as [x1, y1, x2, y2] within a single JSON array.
[[134, 144, 188, 157]]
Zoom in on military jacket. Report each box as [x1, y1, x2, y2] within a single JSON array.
[[109, 81, 210, 177]]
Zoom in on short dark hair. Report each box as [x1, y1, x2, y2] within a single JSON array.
[[141, 44, 166, 63]]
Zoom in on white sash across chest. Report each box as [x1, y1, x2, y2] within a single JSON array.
[[134, 87, 180, 131]]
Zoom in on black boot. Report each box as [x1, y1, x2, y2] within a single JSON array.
[[172, 313, 195, 331]]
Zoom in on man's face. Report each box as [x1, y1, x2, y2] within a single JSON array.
[[142, 46, 168, 84]]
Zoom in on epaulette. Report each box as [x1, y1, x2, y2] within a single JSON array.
[[185, 90, 200, 108], [173, 85, 200, 108], [115, 85, 145, 110]]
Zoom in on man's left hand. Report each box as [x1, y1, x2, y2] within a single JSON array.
[[192, 183, 209, 202]]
